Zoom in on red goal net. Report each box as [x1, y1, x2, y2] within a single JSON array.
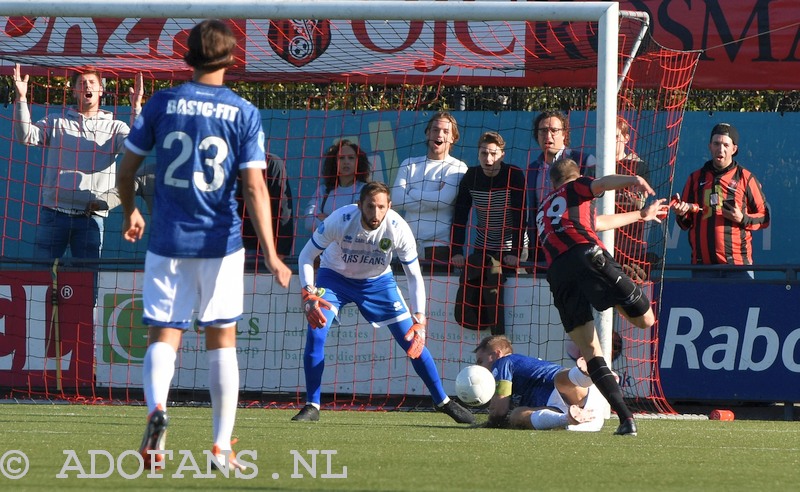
[[0, 12, 699, 414]]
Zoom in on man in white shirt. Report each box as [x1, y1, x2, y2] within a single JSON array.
[[391, 111, 467, 265], [292, 181, 474, 425]]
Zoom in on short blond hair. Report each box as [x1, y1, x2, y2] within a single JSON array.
[[474, 335, 513, 356]]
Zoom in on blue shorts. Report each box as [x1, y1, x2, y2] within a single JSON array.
[[316, 268, 412, 328]]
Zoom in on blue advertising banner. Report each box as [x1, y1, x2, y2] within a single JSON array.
[[659, 280, 800, 402]]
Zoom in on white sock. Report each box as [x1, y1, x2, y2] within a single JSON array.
[[530, 408, 569, 430], [208, 347, 239, 450], [143, 342, 176, 414], [305, 402, 321, 410], [568, 366, 594, 388]]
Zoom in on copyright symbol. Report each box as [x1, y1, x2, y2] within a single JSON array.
[[1, 450, 29, 479]]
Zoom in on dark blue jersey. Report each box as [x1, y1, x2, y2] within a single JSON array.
[[491, 353, 563, 408], [125, 81, 267, 258]]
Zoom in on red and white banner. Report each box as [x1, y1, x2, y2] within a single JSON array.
[[0, 270, 95, 390], [0, 1, 796, 89]]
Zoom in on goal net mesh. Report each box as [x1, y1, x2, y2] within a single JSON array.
[[0, 12, 700, 414]]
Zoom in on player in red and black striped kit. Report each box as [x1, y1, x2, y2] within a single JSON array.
[[672, 123, 770, 279], [536, 158, 668, 436]]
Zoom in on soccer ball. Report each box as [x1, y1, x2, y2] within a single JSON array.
[[455, 365, 496, 406]]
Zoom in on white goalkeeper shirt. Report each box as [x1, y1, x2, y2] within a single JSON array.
[[299, 203, 426, 313], [14, 103, 130, 217], [390, 154, 467, 249]]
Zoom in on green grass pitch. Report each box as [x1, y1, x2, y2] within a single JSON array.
[[1, 404, 798, 491]]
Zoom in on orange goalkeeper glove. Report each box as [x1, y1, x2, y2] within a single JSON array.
[[403, 314, 426, 359], [302, 286, 333, 329]]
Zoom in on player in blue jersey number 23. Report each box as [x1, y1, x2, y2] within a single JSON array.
[[117, 19, 291, 471]]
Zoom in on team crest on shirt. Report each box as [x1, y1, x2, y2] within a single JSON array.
[[379, 238, 392, 252], [316, 222, 325, 234], [267, 19, 332, 67]]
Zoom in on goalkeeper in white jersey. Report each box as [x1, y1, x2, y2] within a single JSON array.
[[292, 181, 474, 424]]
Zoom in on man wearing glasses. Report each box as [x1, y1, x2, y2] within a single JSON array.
[[526, 110, 596, 263]]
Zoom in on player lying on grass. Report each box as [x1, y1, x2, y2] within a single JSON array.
[[292, 181, 474, 424], [473, 335, 604, 431]]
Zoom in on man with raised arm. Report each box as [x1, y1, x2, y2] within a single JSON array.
[[13, 63, 144, 261], [527, 110, 596, 263]]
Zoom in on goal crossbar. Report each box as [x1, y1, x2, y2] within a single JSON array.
[[3, 0, 621, 22]]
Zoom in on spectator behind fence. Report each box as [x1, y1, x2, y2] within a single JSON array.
[[391, 111, 467, 266], [13, 63, 144, 263], [526, 110, 596, 263], [451, 131, 527, 336], [614, 116, 652, 281], [671, 123, 770, 279], [237, 153, 295, 258], [302, 139, 370, 234]]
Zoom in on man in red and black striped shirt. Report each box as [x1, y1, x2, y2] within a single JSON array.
[[536, 158, 668, 436], [672, 123, 770, 279]]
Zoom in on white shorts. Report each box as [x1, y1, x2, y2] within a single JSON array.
[[546, 386, 605, 432], [142, 250, 244, 329]]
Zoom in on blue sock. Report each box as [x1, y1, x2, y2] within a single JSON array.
[[303, 323, 330, 405], [388, 320, 448, 404], [411, 349, 448, 404]]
